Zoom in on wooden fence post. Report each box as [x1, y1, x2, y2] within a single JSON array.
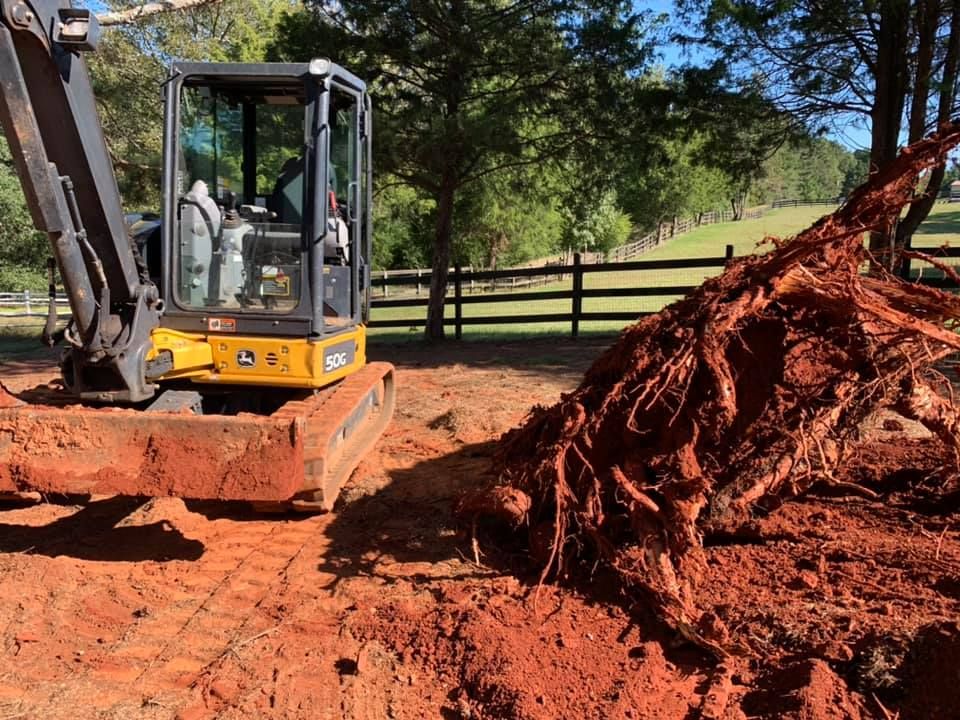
[[382, 270, 389, 298], [454, 263, 463, 340], [416, 268, 422, 296], [23, 290, 31, 316], [571, 252, 583, 338], [725, 244, 734, 262]]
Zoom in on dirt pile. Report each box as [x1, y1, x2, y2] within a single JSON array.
[[466, 123, 960, 654]]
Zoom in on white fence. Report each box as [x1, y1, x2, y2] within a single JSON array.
[[0, 291, 70, 318]]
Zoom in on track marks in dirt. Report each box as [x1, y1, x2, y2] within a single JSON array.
[[0, 504, 348, 718]]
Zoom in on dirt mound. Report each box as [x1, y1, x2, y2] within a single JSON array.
[[465, 123, 960, 653], [744, 659, 867, 720], [1, 341, 958, 719]]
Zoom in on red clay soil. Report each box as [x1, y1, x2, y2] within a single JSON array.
[[0, 342, 957, 719]]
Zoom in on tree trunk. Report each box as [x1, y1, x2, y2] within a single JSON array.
[[896, 2, 960, 250], [731, 191, 745, 221], [425, 176, 457, 340], [868, 0, 911, 256]]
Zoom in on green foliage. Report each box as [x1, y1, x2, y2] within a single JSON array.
[[562, 191, 632, 255], [0, 139, 46, 291], [622, 131, 733, 227], [372, 183, 434, 270], [841, 150, 871, 196], [0, 265, 47, 294], [751, 138, 858, 204], [453, 167, 566, 269]]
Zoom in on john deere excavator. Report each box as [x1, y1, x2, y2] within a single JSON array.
[[0, 1, 395, 510]]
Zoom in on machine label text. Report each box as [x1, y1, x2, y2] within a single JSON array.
[[323, 341, 355, 373]]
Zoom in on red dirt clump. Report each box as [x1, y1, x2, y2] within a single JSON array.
[[0, 383, 21, 408], [465, 123, 960, 654]]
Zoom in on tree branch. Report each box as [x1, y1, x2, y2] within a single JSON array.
[[97, 0, 224, 27]]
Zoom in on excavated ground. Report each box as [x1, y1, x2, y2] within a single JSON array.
[[0, 339, 957, 719]]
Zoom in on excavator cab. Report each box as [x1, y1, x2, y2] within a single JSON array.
[[162, 61, 370, 335], [0, 5, 393, 510]]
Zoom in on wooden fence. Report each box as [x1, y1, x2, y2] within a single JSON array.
[[369, 247, 738, 338], [372, 258, 583, 298], [771, 197, 846, 209], [369, 244, 960, 338], [607, 206, 767, 263], [3, 245, 957, 339]]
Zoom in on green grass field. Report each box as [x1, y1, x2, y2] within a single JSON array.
[[367, 202, 960, 341], [912, 203, 960, 246]]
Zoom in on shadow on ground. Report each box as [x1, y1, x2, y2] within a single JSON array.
[[317, 440, 504, 587], [914, 208, 960, 237], [318, 437, 710, 655], [0, 495, 204, 562]]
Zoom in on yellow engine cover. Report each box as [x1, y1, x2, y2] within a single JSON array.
[[147, 326, 367, 389]]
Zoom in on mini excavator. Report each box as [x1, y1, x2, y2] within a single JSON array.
[[0, 1, 395, 510]]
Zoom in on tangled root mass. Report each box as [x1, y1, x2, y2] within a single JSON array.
[[466, 123, 960, 655]]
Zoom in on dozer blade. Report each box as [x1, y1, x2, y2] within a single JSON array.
[[0, 362, 395, 507]]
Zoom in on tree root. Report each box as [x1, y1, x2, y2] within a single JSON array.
[[466, 122, 960, 655]]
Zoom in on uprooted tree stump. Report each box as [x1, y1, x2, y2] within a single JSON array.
[[462, 123, 960, 655]]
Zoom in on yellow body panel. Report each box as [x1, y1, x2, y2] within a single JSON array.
[[148, 326, 367, 389]]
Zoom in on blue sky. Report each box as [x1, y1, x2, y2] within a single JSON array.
[[636, 0, 872, 150]]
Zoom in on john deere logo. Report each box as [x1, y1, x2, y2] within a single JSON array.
[[236, 349, 256, 368]]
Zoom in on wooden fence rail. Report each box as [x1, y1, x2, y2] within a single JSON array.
[[771, 197, 846, 208], [368, 244, 960, 337], [3, 245, 958, 338], [370, 247, 737, 338], [607, 206, 767, 263]]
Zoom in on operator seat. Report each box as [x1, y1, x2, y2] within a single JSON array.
[[179, 180, 223, 306], [268, 156, 304, 225]]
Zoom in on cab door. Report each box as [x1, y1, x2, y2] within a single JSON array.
[[323, 81, 363, 331]]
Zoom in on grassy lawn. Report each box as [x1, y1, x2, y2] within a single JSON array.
[[0, 323, 52, 362], [913, 202, 960, 247], [642, 205, 831, 260]]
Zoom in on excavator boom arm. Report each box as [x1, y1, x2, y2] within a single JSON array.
[[0, 1, 160, 402]]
